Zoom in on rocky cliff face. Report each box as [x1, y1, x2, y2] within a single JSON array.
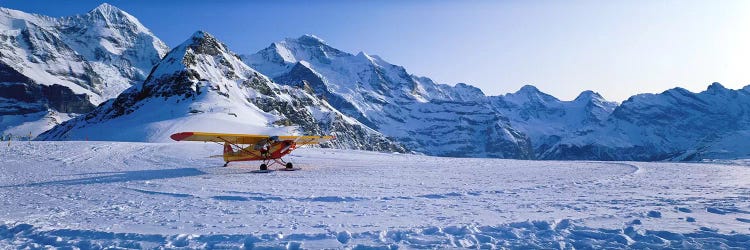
[[38, 31, 406, 153], [0, 4, 167, 137], [243, 35, 533, 159]]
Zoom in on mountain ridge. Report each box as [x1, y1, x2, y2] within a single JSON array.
[[244, 35, 535, 159], [38, 30, 407, 153], [246, 34, 750, 161], [3, 4, 749, 161]]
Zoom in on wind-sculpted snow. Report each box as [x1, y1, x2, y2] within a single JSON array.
[[4, 220, 750, 249], [2, 142, 750, 248]]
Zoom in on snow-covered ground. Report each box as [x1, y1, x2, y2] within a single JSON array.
[[1, 141, 750, 249]]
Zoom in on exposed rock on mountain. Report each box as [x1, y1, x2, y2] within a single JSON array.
[[543, 83, 750, 160], [6, 5, 750, 161], [490, 85, 617, 158], [0, 4, 167, 137], [38, 31, 406, 153], [246, 36, 750, 161], [57, 3, 169, 99], [243, 35, 533, 158]]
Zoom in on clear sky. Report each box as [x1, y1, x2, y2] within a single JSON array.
[[2, 0, 749, 102]]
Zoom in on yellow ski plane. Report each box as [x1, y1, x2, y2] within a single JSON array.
[[170, 132, 335, 170]]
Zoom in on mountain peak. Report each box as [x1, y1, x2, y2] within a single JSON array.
[[91, 3, 118, 12], [81, 2, 147, 30], [190, 30, 211, 40], [574, 90, 603, 102], [660, 87, 694, 98], [184, 30, 219, 47], [455, 82, 474, 89], [456, 83, 485, 94], [504, 84, 561, 103], [355, 51, 375, 62], [88, 3, 126, 17], [516, 85, 540, 94], [295, 34, 326, 45], [706, 82, 727, 92], [181, 30, 227, 56]]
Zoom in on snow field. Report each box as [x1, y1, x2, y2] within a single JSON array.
[[1, 141, 750, 248]]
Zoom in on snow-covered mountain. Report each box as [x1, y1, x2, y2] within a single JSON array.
[[0, 4, 167, 137], [544, 83, 750, 161], [486, 83, 750, 161], [243, 35, 533, 158], [38, 31, 406, 152], [244, 36, 750, 160], [490, 85, 618, 158], [56, 3, 169, 99], [6, 4, 749, 161]]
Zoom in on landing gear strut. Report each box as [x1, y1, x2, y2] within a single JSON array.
[[258, 158, 293, 170]]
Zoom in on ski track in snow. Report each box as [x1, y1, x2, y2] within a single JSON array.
[[1, 141, 750, 249]]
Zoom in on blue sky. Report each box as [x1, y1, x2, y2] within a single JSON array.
[[2, 0, 749, 101]]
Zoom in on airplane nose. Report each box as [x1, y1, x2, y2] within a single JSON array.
[[170, 132, 194, 141]]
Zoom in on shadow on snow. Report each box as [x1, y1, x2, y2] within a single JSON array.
[[0, 168, 206, 188]]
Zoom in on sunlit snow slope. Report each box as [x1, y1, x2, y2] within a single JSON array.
[[243, 35, 533, 159], [2, 141, 750, 248], [37, 31, 405, 152]]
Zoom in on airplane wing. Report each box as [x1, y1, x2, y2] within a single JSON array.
[[170, 132, 334, 145], [276, 135, 336, 145], [170, 132, 269, 144]]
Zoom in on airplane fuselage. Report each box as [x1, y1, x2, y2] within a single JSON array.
[[170, 131, 333, 169], [222, 141, 297, 162]]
